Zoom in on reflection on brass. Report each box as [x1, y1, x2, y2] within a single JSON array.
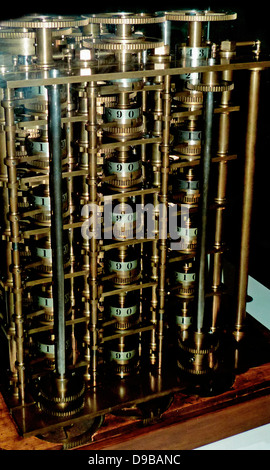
[[234, 68, 261, 341], [0, 10, 266, 448]]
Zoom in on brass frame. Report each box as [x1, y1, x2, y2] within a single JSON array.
[[0, 11, 267, 443]]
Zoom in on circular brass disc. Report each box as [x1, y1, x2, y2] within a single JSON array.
[[163, 10, 237, 22], [187, 80, 234, 93], [85, 12, 164, 24], [37, 372, 85, 417], [0, 30, 36, 38], [93, 36, 164, 51], [37, 415, 104, 450], [0, 15, 88, 29], [0, 28, 73, 38]]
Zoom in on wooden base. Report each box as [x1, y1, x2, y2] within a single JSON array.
[[1, 316, 270, 450], [85, 363, 270, 450], [100, 393, 270, 450], [0, 393, 61, 450], [1, 362, 270, 450]]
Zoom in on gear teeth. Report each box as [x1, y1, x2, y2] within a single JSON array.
[[187, 81, 234, 93], [94, 39, 164, 51], [37, 416, 104, 449], [0, 15, 88, 28], [37, 373, 85, 417], [177, 359, 218, 375], [38, 399, 84, 417], [86, 13, 164, 25], [178, 337, 219, 354], [39, 382, 85, 403], [165, 11, 237, 22]]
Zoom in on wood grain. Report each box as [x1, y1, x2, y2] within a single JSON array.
[[1, 360, 270, 449], [99, 394, 270, 450], [0, 394, 61, 450]]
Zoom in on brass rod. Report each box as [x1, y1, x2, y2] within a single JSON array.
[[66, 83, 76, 363], [234, 68, 261, 340], [196, 91, 214, 333], [6, 61, 269, 89], [3, 88, 25, 402], [171, 104, 240, 119], [78, 81, 91, 381], [0, 87, 17, 391], [36, 28, 53, 67], [162, 20, 171, 47], [102, 237, 156, 251], [101, 282, 157, 299], [170, 154, 237, 170], [235, 41, 257, 47], [47, 72, 66, 379], [101, 325, 154, 343], [211, 65, 233, 331], [87, 81, 99, 386], [100, 137, 162, 150], [188, 21, 202, 48], [150, 74, 164, 365], [158, 74, 171, 369]]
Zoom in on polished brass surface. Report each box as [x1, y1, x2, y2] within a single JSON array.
[[0, 9, 266, 447], [234, 68, 261, 342]]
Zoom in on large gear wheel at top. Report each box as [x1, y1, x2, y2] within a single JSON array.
[[163, 10, 237, 22], [0, 28, 73, 38], [86, 12, 164, 52], [0, 14, 88, 29], [85, 12, 164, 25]]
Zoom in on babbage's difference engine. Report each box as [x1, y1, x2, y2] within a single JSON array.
[[0, 10, 266, 448]]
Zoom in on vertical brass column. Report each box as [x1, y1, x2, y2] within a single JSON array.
[[47, 75, 66, 379], [87, 81, 99, 386], [3, 88, 25, 402], [196, 90, 214, 333], [150, 76, 163, 365], [78, 82, 92, 380], [188, 20, 202, 48], [158, 74, 171, 370], [234, 68, 261, 341], [162, 19, 171, 48], [211, 45, 234, 331], [0, 89, 17, 393], [36, 27, 53, 67], [66, 83, 76, 308], [65, 83, 77, 365], [38, 75, 85, 417]]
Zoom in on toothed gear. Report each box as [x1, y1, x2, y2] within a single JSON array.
[[177, 359, 218, 375], [174, 90, 204, 106], [85, 12, 164, 24], [0, 15, 88, 29], [164, 10, 237, 22], [187, 80, 234, 93], [37, 373, 85, 417], [0, 30, 36, 38], [37, 415, 105, 449], [93, 37, 164, 51], [178, 336, 219, 354], [0, 28, 72, 37]]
